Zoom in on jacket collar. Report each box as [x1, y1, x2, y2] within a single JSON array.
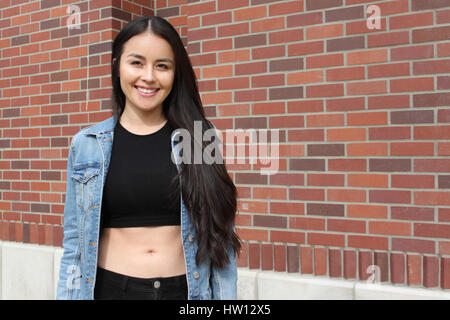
[[82, 115, 117, 136]]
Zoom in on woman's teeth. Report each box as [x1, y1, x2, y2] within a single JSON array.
[[136, 87, 158, 94]]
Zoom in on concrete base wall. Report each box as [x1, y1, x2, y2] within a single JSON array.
[[1, 241, 449, 300]]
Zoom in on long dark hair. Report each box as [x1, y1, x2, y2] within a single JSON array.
[[110, 16, 240, 268]]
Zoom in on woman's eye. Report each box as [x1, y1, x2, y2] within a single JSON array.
[[157, 64, 168, 69], [131, 61, 142, 66]]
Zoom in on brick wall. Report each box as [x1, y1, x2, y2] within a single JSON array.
[[1, 0, 449, 291]]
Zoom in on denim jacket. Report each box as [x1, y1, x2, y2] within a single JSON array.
[[56, 115, 237, 300]]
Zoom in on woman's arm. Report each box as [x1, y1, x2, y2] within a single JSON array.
[[56, 135, 81, 299]]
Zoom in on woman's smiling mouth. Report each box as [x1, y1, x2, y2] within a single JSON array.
[[135, 86, 160, 97]]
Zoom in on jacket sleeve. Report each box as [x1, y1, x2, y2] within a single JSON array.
[[210, 242, 238, 300], [56, 134, 81, 300]]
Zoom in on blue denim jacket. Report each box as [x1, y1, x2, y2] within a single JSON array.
[[56, 115, 237, 300]]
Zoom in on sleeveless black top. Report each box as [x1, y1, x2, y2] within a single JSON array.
[[100, 120, 180, 228]]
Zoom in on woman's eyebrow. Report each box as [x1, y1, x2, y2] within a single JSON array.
[[126, 53, 174, 64]]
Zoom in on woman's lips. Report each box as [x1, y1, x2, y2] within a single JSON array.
[[135, 86, 160, 97]]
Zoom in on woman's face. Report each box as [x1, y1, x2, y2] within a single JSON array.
[[116, 32, 175, 118]]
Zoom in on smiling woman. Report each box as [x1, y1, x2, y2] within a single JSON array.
[[56, 15, 240, 301]]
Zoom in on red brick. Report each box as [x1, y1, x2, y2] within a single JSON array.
[[347, 142, 388, 156], [390, 253, 405, 284], [261, 243, 273, 271], [368, 31, 409, 48], [269, 0, 304, 17], [347, 80, 387, 95], [343, 250, 356, 279], [414, 223, 450, 239], [327, 128, 366, 141], [367, 62, 410, 78], [328, 249, 342, 278], [287, 245, 299, 273], [307, 113, 344, 127], [358, 251, 373, 281], [306, 23, 343, 40], [368, 94, 410, 110], [217, 0, 248, 11], [326, 97, 365, 112], [287, 11, 323, 27], [369, 221, 411, 236], [218, 22, 249, 37], [370, 190, 411, 204], [271, 230, 305, 244], [327, 218, 366, 233], [288, 40, 324, 56], [234, 6, 267, 22], [413, 26, 450, 43], [328, 189, 366, 202], [391, 44, 434, 61], [391, 77, 434, 93], [300, 246, 313, 274], [290, 216, 325, 231], [306, 53, 343, 69], [407, 254, 422, 286], [423, 256, 439, 288], [269, 29, 303, 45], [237, 242, 248, 268], [347, 49, 388, 65], [287, 70, 323, 85], [442, 257, 450, 289], [415, 191, 450, 206], [347, 204, 388, 219], [414, 125, 450, 140], [274, 244, 286, 272], [188, 0, 216, 15], [270, 202, 305, 215], [237, 228, 268, 242], [314, 247, 327, 276], [251, 17, 285, 33], [349, 235, 388, 251], [390, 12, 434, 29], [307, 173, 345, 187], [249, 243, 261, 269], [328, 159, 366, 172], [252, 74, 284, 88], [326, 66, 364, 81], [374, 252, 389, 282], [392, 238, 435, 254], [308, 232, 345, 247]]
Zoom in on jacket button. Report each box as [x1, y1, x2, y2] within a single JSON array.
[[188, 235, 194, 243], [193, 272, 200, 279]]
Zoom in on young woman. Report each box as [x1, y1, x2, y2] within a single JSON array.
[[56, 16, 240, 300]]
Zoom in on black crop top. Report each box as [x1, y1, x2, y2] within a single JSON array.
[[100, 119, 180, 228]]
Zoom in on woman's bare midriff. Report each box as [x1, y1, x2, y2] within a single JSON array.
[[97, 226, 186, 278]]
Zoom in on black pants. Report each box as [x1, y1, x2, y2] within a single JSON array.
[[94, 267, 188, 300]]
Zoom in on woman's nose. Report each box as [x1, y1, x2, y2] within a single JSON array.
[[141, 67, 155, 82]]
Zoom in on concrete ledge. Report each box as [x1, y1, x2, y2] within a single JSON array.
[[1, 241, 449, 300], [1, 241, 55, 299], [237, 269, 450, 300]]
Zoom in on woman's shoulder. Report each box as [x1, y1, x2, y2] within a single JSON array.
[[71, 115, 116, 147]]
